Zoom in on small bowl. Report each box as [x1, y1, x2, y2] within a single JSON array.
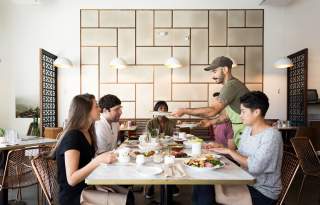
[[171, 145, 184, 152], [174, 139, 185, 144]]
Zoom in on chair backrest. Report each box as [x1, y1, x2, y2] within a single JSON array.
[[290, 137, 320, 175], [276, 151, 299, 205], [295, 127, 320, 151], [0, 146, 41, 190], [44, 127, 63, 139], [31, 153, 59, 205]]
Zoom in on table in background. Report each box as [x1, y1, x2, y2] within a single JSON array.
[[119, 126, 137, 139], [0, 137, 57, 205]]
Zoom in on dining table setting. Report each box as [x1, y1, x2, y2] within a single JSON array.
[[86, 132, 255, 205]]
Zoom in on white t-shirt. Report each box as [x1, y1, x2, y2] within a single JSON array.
[[95, 115, 119, 154]]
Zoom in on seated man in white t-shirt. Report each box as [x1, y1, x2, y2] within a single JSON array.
[[95, 94, 123, 154]]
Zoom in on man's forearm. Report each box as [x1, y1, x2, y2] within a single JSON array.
[[183, 107, 219, 118]]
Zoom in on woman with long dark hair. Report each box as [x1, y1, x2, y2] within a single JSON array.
[[50, 94, 118, 205]]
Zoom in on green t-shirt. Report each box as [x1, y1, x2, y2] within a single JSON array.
[[146, 117, 176, 136], [219, 78, 249, 114], [219, 78, 249, 147]]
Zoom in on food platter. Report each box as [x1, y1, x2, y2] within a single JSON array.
[[184, 155, 224, 171]]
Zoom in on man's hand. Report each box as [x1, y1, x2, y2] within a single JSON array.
[[199, 119, 213, 128], [171, 108, 186, 117]]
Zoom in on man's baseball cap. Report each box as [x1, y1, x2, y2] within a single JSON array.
[[204, 56, 233, 71]]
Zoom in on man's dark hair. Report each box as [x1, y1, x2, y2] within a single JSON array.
[[240, 91, 269, 117], [99, 94, 121, 112], [154, 101, 168, 111], [213, 92, 220, 97]]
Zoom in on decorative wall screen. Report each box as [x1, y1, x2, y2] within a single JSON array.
[[287, 48, 308, 126], [80, 9, 264, 119], [40, 49, 58, 134]]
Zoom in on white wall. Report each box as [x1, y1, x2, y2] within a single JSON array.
[[0, 0, 319, 134]]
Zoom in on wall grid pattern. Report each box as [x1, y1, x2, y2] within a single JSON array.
[[80, 9, 264, 119]]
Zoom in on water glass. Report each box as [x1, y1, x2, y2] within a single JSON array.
[[192, 142, 202, 156], [7, 129, 19, 145]]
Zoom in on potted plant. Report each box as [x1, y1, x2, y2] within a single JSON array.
[[148, 128, 159, 143], [29, 107, 40, 137], [0, 128, 6, 143]]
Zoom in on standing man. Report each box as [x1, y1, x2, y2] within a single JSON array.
[[172, 56, 249, 147], [172, 56, 249, 205], [95, 94, 123, 154]]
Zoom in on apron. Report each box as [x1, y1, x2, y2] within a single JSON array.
[[225, 106, 245, 148]]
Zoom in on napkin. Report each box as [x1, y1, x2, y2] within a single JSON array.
[[163, 163, 186, 178]]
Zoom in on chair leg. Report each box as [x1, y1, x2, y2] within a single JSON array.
[[297, 174, 307, 205]]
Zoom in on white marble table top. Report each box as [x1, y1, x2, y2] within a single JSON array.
[[86, 156, 255, 185]]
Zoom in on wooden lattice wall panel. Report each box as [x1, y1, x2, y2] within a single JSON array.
[[40, 49, 58, 130], [287, 48, 308, 126]]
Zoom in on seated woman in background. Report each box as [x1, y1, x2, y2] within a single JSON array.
[[213, 91, 283, 205], [50, 94, 133, 205], [145, 101, 179, 199], [201, 92, 235, 150], [147, 101, 176, 136]]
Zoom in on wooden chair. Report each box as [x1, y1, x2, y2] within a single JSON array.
[[0, 147, 42, 202], [295, 127, 320, 151], [276, 151, 299, 205], [290, 137, 320, 205], [43, 127, 63, 139], [31, 153, 58, 205]]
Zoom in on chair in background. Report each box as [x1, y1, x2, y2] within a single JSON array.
[[276, 151, 299, 205], [295, 126, 320, 151], [0, 146, 46, 203], [290, 137, 320, 205], [31, 153, 58, 205], [43, 127, 63, 139]]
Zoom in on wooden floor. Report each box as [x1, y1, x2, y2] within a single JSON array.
[[8, 169, 320, 205]]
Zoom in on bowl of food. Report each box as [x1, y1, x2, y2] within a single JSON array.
[[171, 145, 184, 152], [184, 155, 224, 171], [130, 150, 156, 158], [171, 151, 189, 158], [173, 138, 186, 144]]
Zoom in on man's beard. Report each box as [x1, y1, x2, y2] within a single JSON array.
[[212, 76, 224, 84]]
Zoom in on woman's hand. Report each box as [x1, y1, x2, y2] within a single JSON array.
[[93, 151, 117, 165], [203, 142, 223, 149], [212, 147, 231, 155]]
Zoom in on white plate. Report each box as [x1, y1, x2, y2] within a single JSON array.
[[136, 166, 163, 176], [200, 153, 222, 159], [173, 137, 187, 141], [150, 111, 172, 116], [176, 123, 198, 128], [184, 161, 225, 171]]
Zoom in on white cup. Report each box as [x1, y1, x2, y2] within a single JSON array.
[[164, 155, 175, 164], [118, 147, 130, 163], [153, 154, 163, 163], [136, 155, 145, 165], [139, 135, 147, 143], [192, 142, 202, 156], [178, 132, 186, 139], [150, 137, 159, 144]]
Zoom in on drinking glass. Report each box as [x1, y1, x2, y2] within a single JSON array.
[[7, 129, 18, 145]]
